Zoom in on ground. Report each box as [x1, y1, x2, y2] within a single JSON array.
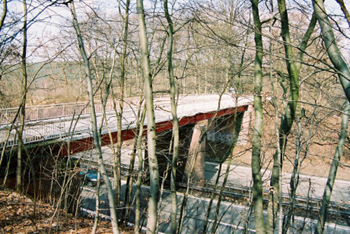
[[0, 189, 133, 234], [230, 101, 350, 181]]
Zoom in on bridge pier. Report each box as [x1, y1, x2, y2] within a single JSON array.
[[183, 120, 207, 187], [237, 104, 253, 145]]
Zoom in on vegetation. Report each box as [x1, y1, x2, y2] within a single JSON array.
[[0, 0, 350, 233]]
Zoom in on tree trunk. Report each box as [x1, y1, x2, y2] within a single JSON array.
[[0, 0, 7, 32], [315, 101, 350, 233], [136, 1, 159, 232], [313, 0, 350, 102], [17, 0, 28, 193], [69, 2, 119, 233], [211, 99, 240, 234], [335, 0, 350, 29], [134, 107, 146, 234], [203, 162, 222, 234], [250, 0, 264, 233], [267, 2, 317, 230], [163, 1, 180, 233], [124, 99, 143, 223], [91, 170, 101, 234], [117, 0, 130, 220]]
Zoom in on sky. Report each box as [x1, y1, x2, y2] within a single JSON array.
[[325, 0, 350, 14], [3, 0, 350, 63]]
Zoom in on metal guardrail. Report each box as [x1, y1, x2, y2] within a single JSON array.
[[0, 100, 115, 126], [0, 117, 76, 149], [0, 100, 116, 149]]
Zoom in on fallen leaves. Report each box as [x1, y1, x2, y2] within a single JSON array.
[[0, 189, 132, 233]]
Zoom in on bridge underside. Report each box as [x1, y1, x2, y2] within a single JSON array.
[[1, 104, 252, 190], [69, 105, 252, 186]]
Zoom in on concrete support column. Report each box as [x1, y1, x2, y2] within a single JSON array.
[[183, 120, 207, 187], [237, 104, 254, 145]]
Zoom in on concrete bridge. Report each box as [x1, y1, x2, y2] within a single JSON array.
[[1, 93, 255, 189], [0, 94, 254, 156]]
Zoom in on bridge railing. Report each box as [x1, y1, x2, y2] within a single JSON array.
[[0, 100, 115, 148], [0, 116, 94, 149], [0, 100, 115, 126]]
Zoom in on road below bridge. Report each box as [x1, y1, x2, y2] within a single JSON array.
[[76, 145, 350, 233], [80, 174, 350, 233]]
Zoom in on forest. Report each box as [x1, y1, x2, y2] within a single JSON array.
[[0, 0, 350, 233]]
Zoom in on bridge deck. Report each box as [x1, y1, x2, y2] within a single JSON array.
[[0, 94, 253, 150]]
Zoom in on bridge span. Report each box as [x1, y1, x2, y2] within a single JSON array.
[[0, 94, 253, 154]]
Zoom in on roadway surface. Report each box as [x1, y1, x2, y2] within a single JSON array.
[[80, 173, 350, 233], [75, 145, 350, 205], [76, 145, 350, 233], [204, 162, 350, 205]]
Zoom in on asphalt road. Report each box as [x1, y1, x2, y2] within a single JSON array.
[[80, 177, 350, 234], [204, 162, 350, 205], [77, 149, 350, 233]]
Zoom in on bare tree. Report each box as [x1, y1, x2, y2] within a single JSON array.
[[250, 0, 264, 233], [134, 105, 146, 234], [267, 1, 317, 231], [114, 0, 131, 210], [315, 101, 349, 233], [16, 0, 28, 193], [69, 1, 120, 233], [312, 0, 350, 232], [312, 0, 350, 102], [136, 0, 160, 232], [163, 1, 180, 233]]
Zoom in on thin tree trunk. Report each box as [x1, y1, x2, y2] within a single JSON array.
[[202, 162, 222, 234], [268, 27, 283, 233], [0, 0, 7, 32], [283, 105, 316, 233], [236, 26, 250, 94], [91, 38, 119, 219], [118, 0, 132, 223], [313, 0, 350, 102], [163, 1, 180, 233], [268, 2, 317, 230], [135, 107, 146, 234], [283, 117, 303, 233], [136, 1, 159, 232], [69, 2, 119, 233], [211, 100, 239, 234], [91, 170, 101, 234], [315, 101, 350, 234], [124, 98, 144, 223], [116, 0, 130, 211], [16, 0, 28, 193], [250, 0, 264, 233], [335, 0, 350, 29], [177, 127, 205, 234]]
